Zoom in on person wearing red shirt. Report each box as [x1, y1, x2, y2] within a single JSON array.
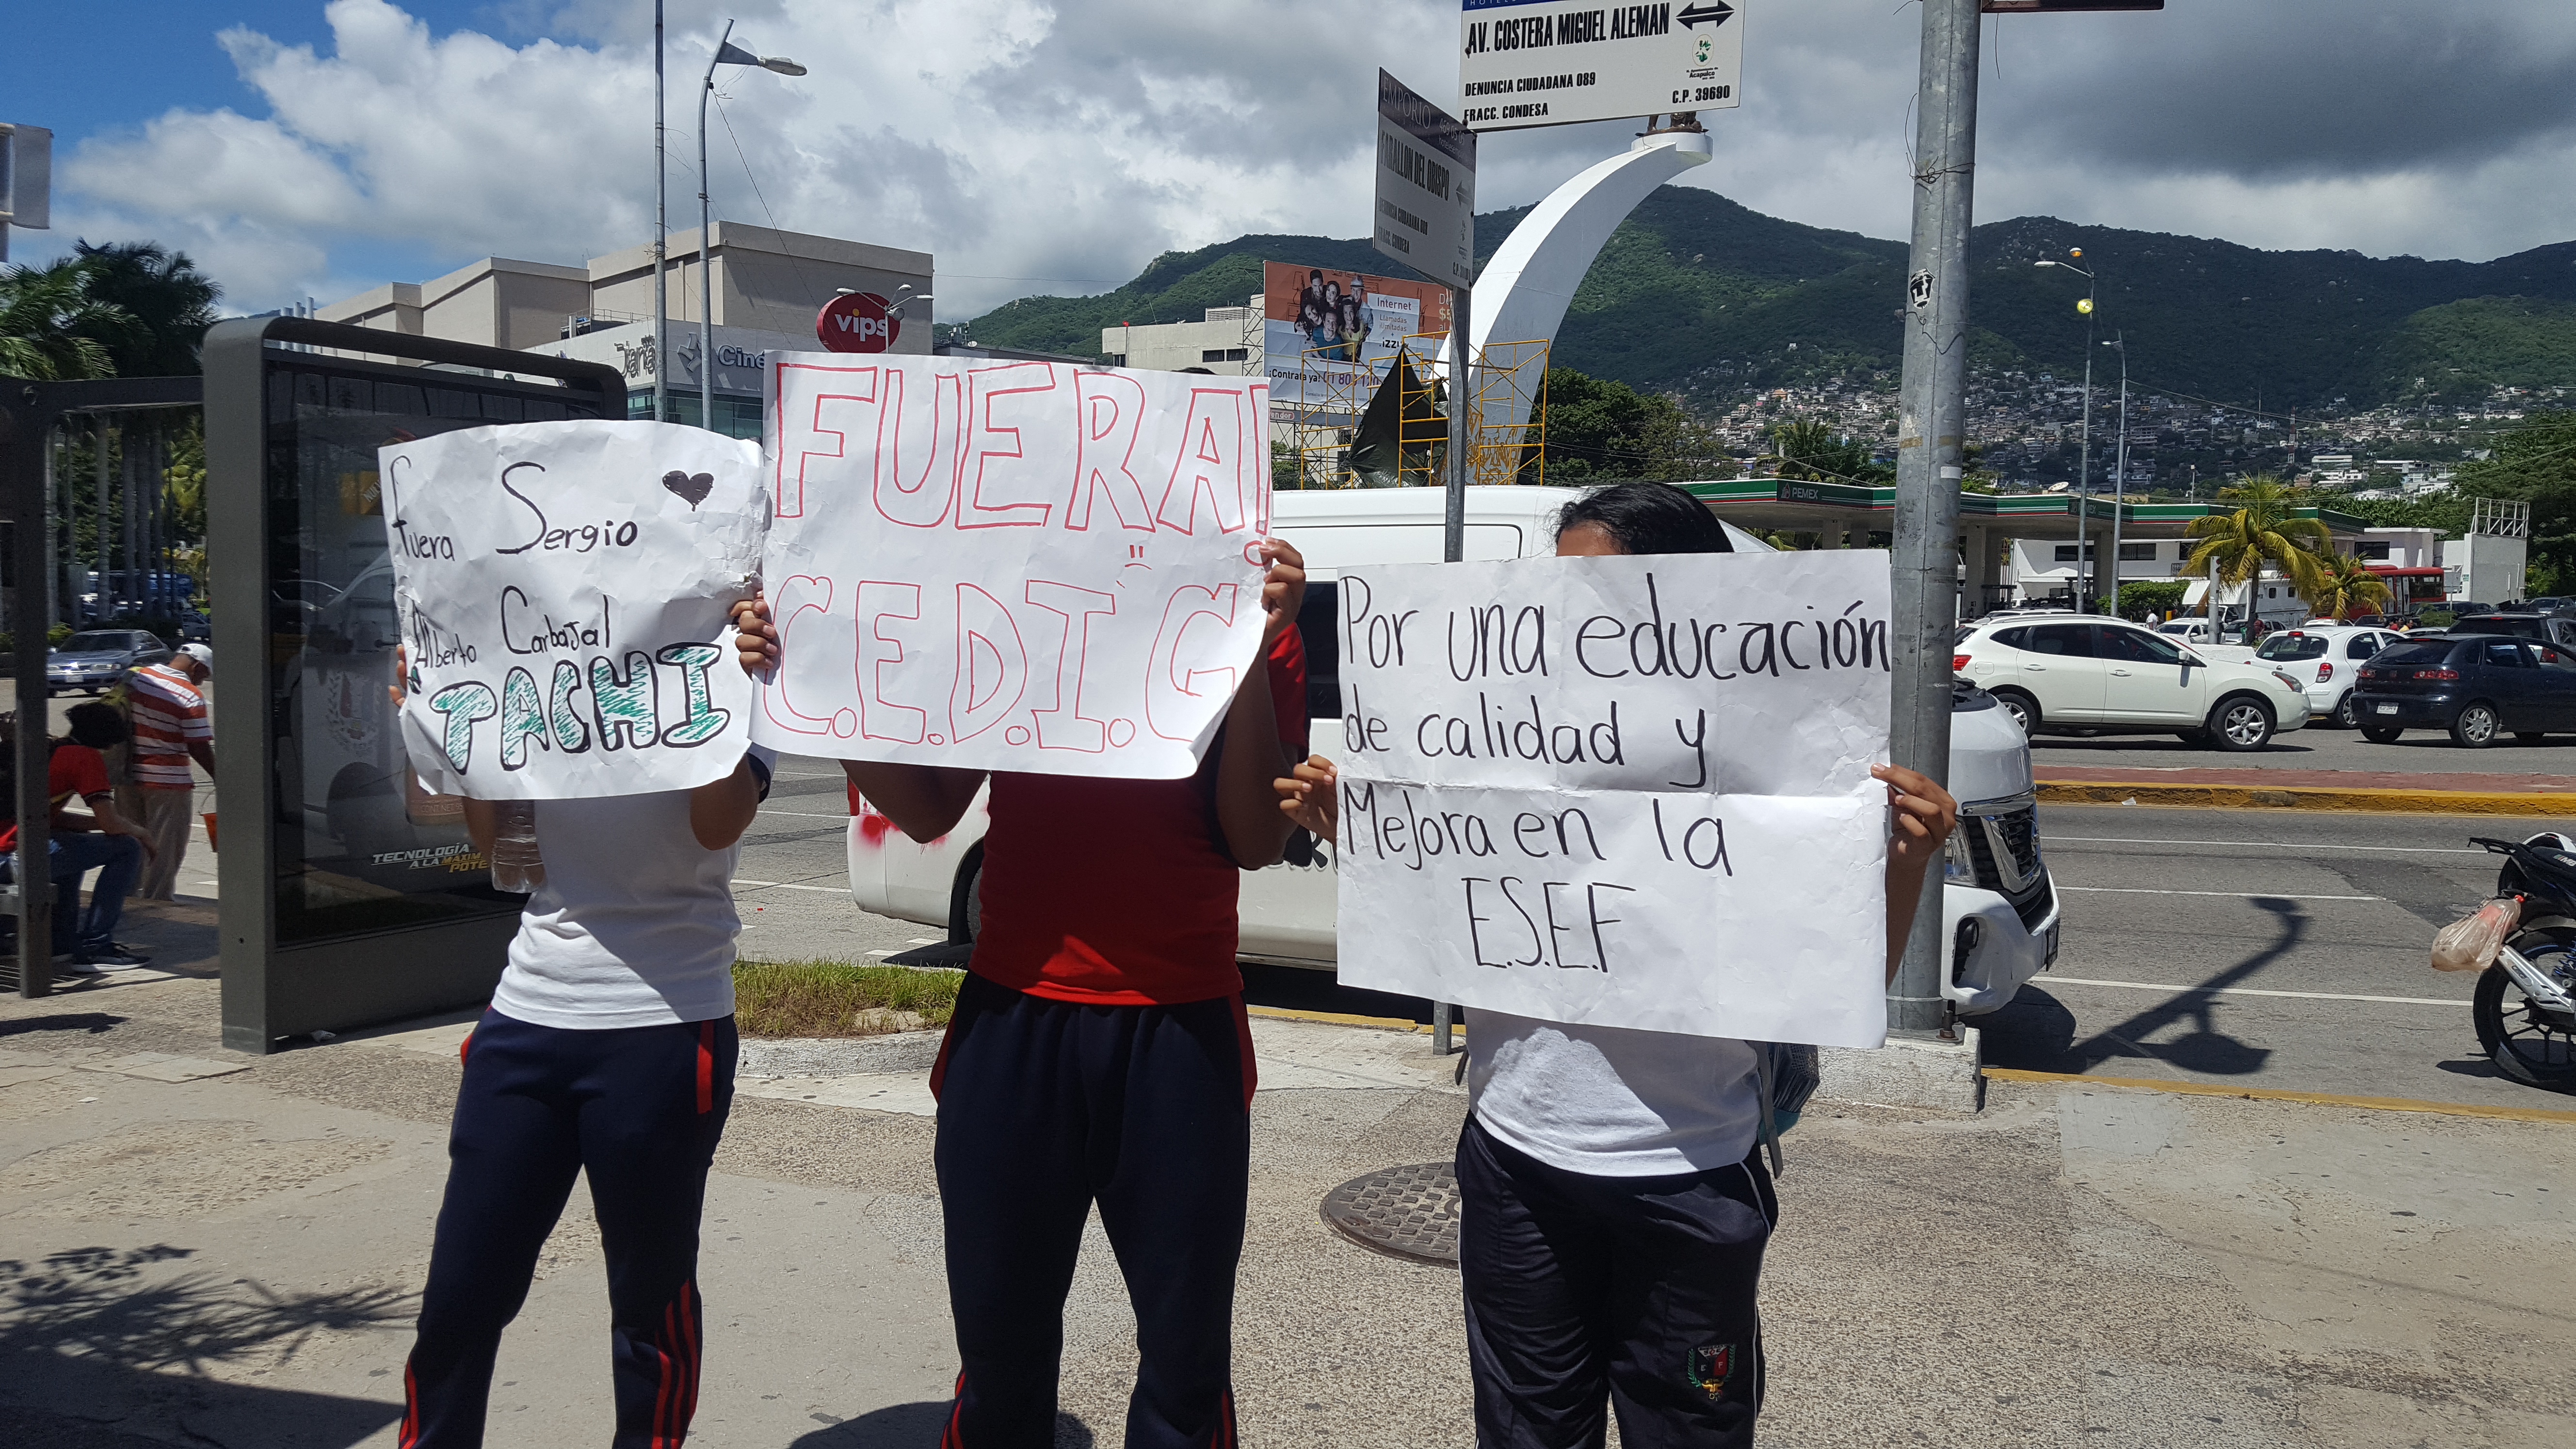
[[0, 702, 159, 972], [733, 539, 1306, 1449]]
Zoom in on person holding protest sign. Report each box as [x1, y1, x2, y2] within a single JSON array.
[[389, 650, 776, 1449], [1275, 483, 1958, 1449], [730, 537, 1308, 1449]]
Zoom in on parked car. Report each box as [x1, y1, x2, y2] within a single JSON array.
[[1953, 615, 2314, 750], [177, 610, 211, 644], [2446, 613, 2576, 648], [844, 485, 2062, 1020], [2353, 635, 2576, 747], [2520, 596, 2576, 616], [44, 628, 173, 695], [2251, 625, 2407, 728]]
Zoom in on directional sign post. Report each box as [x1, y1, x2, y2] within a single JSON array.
[[1459, 0, 1741, 131], [1374, 69, 1478, 288]]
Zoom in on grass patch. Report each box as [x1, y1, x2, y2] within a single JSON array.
[[733, 959, 963, 1038]]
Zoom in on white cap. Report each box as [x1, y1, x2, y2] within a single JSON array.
[[177, 643, 213, 671]]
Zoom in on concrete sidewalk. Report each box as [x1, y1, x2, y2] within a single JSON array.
[[5, 925, 2574, 1446]]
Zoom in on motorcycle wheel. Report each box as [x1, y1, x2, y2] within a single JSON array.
[[2474, 930, 2576, 1088]]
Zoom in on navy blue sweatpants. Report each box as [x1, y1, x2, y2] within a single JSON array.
[[1457, 1115, 1774, 1449], [401, 1009, 737, 1448], [931, 972, 1254, 1449]]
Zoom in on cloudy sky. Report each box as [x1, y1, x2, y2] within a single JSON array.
[[15, 0, 2576, 319]]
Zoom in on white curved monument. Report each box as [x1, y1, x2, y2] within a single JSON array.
[[1445, 129, 1713, 442]]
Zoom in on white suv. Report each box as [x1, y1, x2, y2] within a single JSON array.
[[1954, 615, 2314, 750], [2250, 625, 2406, 728]]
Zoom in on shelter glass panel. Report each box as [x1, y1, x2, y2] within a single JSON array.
[[262, 356, 609, 947]]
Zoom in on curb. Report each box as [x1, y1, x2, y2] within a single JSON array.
[[1984, 1066, 2576, 1125], [2036, 779, 2576, 816]]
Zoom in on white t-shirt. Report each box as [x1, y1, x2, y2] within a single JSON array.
[[1467, 1010, 1762, 1177], [491, 787, 746, 1030]]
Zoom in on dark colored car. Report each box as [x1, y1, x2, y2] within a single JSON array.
[[2525, 596, 2576, 616], [2351, 635, 2576, 747], [2446, 613, 2576, 648]]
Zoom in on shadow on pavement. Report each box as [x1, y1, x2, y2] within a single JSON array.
[[789, 1401, 1095, 1447], [0, 1014, 126, 1041], [1985, 899, 2303, 1078], [0, 1245, 409, 1449], [1240, 962, 1436, 1026]]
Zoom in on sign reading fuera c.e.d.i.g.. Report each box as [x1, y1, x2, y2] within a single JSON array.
[[1331, 547, 1892, 1048], [1459, 0, 1743, 132], [383, 420, 767, 800]]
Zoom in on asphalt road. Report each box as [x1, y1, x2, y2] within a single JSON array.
[[2030, 721, 2576, 773], [1983, 803, 2576, 1109]]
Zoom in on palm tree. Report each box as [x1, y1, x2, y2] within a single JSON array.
[[2304, 551, 2395, 621], [2181, 474, 2332, 631], [0, 259, 130, 380], [75, 241, 222, 376], [1759, 417, 1889, 484]]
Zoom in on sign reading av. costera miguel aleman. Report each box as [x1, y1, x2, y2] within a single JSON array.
[[1459, 1, 1743, 132], [1374, 70, 1477, 288], [384, 420, 769, 800]]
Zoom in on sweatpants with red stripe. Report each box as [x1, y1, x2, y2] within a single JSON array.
[[932, 972, 1252, 1449], [401, 1008, 737, 1448]]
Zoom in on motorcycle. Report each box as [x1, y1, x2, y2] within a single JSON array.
[[2469, 834, 2576, 1088]]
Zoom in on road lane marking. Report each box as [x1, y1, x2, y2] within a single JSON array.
[[732, 879, 851, 894], [2044, 974, 2471, 1007], [2050, 835, 2488, 854], [2056, 886, 2381, 901], [1981, 1068, 2576, 1126]]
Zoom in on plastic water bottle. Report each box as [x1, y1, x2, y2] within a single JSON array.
[[489, 800, 545, 894]]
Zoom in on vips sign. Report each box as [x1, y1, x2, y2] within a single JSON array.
[[817, 290, 902, 354], [382, 421, 768, 799], [1460, 1, 1744, 132], [1332, 549, 1892, 1046], [752, 353, 1274, 780]]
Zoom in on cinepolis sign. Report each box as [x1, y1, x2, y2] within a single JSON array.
[[816, 291, 901, 353]]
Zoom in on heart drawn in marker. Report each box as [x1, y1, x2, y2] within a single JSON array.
[[662, 470, 714, 509]]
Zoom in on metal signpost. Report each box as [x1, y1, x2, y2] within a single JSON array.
[[1458, 1, 1742, 132], [202, 316, 625, 1051]]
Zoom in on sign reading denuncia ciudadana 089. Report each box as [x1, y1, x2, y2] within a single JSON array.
[[1459, 1, 1742, 132], [1374, 70, 1477, 288]]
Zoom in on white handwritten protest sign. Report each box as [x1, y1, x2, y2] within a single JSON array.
[[751, 352, 1273, 779], [383, 421, 767, 799], [1334, 550, 1893, 1047]]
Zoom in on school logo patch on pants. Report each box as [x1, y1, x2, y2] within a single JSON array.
[[1687, 1343, 1735, 1399]]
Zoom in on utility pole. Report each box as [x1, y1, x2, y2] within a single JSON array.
[[2108, 333, 2128, 617], [652, 0, 667, 425], [1433, 281, 1472, 1057], [1889, 0, 1981, 1037]]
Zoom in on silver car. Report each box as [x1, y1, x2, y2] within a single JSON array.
[[45, 629, 174, 695]]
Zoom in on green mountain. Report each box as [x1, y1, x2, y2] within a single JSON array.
[[958, 187, 2576, 411]]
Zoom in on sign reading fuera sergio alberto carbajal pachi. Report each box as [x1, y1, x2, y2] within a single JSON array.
[[384, 421, 767, 799], [1333, 548, 1892, 1047]]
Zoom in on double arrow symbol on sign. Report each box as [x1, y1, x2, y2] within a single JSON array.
[[1678, 1, 1736, 28]]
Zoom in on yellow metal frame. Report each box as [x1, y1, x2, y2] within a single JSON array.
[[1283, 333, 1549, 490]]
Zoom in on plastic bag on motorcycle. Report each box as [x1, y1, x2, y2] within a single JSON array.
[[2431, 896, 2522, 973]]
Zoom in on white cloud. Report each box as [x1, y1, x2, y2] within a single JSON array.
[[37, 0, 2576, 321]]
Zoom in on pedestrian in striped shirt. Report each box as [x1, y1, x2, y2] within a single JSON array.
[[125, 643, 215, 900]]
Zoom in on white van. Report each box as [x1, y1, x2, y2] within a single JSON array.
[[843, 486, 2061, 1018]]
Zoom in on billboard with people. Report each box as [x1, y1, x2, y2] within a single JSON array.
[[1261, 261, 1452, 410]]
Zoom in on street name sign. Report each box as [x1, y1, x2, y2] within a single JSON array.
[[1374, 69, 1478, 287], [1459, 1, 1741, 132]]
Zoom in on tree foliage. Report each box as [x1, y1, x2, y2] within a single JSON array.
[[0, 259, 128, 380], [1759, 416, 1891, 485], [2182, 475, 2333, 597], [2453, 411, 2576, 593], [73, 241, 222, 377], [1534, 367, 1733, 483], [2302, 550, 2395, 620]]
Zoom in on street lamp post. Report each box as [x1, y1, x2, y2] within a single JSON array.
[[2038, 255, 2098, 609], [695, 23, 806, 432]]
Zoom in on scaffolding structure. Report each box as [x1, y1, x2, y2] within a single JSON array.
[[1281, 333, 1550, 490]]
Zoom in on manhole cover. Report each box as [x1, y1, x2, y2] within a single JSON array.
[[1320, 1161, 1459, 1265]]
